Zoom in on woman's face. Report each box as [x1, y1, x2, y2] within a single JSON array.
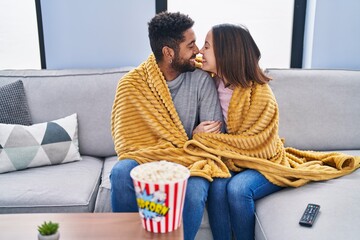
[[200, 30, 217, 74]]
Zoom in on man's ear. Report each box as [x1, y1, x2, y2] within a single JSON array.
[[162, 46, 175, 61]]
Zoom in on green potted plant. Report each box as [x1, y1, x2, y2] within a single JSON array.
[[37, 221, 60, 240]]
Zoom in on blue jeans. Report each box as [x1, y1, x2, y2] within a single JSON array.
[[110, 159, 232, 240], [227, 169, 283, 240]]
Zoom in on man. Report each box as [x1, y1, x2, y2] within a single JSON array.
[[110, 12, 231, 240]]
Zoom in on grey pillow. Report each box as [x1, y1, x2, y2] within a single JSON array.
[[0, 80, 32, 125]]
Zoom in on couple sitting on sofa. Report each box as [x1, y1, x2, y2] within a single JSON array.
[[110, 12, 360, 240]]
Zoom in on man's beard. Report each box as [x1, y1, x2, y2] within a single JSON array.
[[171, 54, 196, 73]]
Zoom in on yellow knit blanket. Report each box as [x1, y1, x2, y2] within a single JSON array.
[[183, 82, 360, 187], [111, 54, 360, 187], [111, 54, 230, 180]]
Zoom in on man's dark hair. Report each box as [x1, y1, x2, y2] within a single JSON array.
[[148, 12, 194, 61]]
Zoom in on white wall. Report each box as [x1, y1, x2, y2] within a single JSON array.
[[0, 0, 41, 70], [303, 0, 360, 70], [40, 0, 154, 69], [168, 0, 294, 69]]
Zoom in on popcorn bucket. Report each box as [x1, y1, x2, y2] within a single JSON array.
[[130, 161, 190, 233]]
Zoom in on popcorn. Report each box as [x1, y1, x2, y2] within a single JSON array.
[[195, 54, 203, 68], [130, 161, 190, 233], [130, 160, 189, 183]]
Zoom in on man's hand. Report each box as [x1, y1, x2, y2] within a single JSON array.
[[193, 121, 222, 135]]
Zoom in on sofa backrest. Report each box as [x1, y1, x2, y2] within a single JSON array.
[[266, 68, 360, 151], [2, 68, 359, 155], [0, 68, 132, 157]]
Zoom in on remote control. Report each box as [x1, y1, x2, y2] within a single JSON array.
[[299, 203, 320, 227]]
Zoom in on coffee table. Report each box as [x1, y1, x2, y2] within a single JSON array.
[[0, 212, 183, 240]]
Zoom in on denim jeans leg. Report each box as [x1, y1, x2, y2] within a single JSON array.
[[208, 177, 232, 240], [183, 176, 210, 240], [227, 169, 283, 240], [110, 159, 139, 212]]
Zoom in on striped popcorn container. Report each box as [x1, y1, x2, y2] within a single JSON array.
[[130, 161, 190, 233]]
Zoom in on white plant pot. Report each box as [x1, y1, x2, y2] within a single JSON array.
[[38, 231, 60, 240]]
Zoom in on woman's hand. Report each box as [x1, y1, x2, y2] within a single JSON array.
[[193, 121, 222, 135]]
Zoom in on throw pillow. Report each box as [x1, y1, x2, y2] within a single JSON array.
[[0, 113, 82, 173], [0, 80, 32, 125]]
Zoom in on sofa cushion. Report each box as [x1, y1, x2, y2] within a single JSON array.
[[0, 156, 102, 213], [0, 80, 32, 125], [0, 114, 81, 173], [94, 156, 118, 212], [196, 209, 212, 240], [255, 150, 360, 240]]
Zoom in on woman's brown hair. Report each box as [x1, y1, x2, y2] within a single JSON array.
[[212, 24, 271, 88]]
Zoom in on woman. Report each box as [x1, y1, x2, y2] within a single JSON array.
[[199, 23, 283, 240], [192, 23, 359, 240]]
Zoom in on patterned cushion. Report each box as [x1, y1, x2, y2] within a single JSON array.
[[0, 114, 81, 173], [0, 80, 32, 125]]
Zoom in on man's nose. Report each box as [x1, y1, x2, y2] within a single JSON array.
[[194, 45, 200, 54]]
